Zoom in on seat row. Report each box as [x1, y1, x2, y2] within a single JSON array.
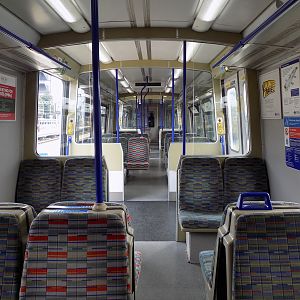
[[104, 136, 150, 171], [15, 157, 109, 213], [199, 195, 300, 299], [177, 156, 269, 262], [0, 202, 141, 299]]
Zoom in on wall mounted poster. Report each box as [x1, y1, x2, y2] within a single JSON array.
[[0, 73, 17, 121], [259, 69, 282, 119], [284, 116, 300, 171], [281, 59, 300, 117]]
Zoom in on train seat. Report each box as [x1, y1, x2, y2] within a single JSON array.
[[199, 250, 214, 288], [61, 157, 108, 202], [178, 156, 223, 263], [127, 137, 149, 170], [0, 203, 36, 299], [15, 159, 61, 213], [224, 157, 269, 206], [19, 204, 141, 299]]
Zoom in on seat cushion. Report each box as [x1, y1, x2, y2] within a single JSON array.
[[199, 250, 214, 288], [179, 210, 223, 230], [134, 251, 142, 288]]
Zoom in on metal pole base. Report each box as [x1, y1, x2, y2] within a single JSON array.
[[92, 202, 107, 211]]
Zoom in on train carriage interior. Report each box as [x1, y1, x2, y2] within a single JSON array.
[[1, 0, 300, 299]]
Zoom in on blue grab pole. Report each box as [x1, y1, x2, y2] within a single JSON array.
[[171, 68, 175, 143], [182, 41, 187, 155], [135, 96, 138, 130], [115, 69, 120, 143], [91, 0, 103, 204]]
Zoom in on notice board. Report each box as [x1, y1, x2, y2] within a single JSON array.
[[284, 116, 300, 171], [259, 69, 282, 119], [0, 73, 17, 121]]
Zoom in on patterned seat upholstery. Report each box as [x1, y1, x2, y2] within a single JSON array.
[[15, 159, 61, 213], [179, 211, 223, 229], [109, 137, 128, 167], [224, 157, 269, 206], [199, 250, 214, 288], [20, 207, 141, 299], [233, 213, 300, 299], [61, 158, 108, 202], [127, 137, 149, 170]]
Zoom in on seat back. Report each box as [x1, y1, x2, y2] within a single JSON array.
[[224, 157, 269, 205], [20, 207, 135, 299], [61, 157, 108, 202], [15, 159, 61, 213], [178, 157, 223, 213], [0, 204, 36, 299], [127, 137, 149, 168], [233, 212, 300, 299]]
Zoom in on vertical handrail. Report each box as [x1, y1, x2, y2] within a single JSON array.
[[91, 0, 105, 208], [135, 95, 138, 130], [171, 68, 175, 143], [115, 69, 120, 143], [182, 41, 187, 155]]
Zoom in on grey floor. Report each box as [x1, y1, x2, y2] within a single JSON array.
[[135, 241, 206, 300], [124, 201, 176, 241], [125, 158, 168, 201]]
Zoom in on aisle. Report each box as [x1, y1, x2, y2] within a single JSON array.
[[125, 155, 168, 201]]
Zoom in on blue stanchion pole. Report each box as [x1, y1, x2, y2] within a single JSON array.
[[171, 68, 175, 143], [182, 41, 187, 155], [135, 96, 138, 130], [91, 0, 103, 204], [115, 69, 120, 143], [160, 97, 164, 130]]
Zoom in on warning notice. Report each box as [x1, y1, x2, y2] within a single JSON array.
[[0, 73, 17, 121], [284, 116, 300, 171]]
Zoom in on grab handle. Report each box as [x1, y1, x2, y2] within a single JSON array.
[[236, 192, 272, 210]]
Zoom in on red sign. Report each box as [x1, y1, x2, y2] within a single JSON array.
[[0, 75, 16, 121]]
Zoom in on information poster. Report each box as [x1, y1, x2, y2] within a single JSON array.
[[259, 69, 282, 119], [0, 73, 17, 121], [284, 116, 300, 171], [281, 59, 300, 117]]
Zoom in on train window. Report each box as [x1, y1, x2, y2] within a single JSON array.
[[36, 72, 70, 156], [227, 87, 241, 152]]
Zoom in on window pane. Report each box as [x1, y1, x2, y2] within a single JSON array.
[[227, 87, 241, 152], [37, 72, 69, 156]]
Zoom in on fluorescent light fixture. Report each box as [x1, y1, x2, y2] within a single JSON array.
[[165, 87, 171, 93], [193, 0, 229, 32], [109, 69, 123, 80], [178, 42, 199, 62], [126, 88, 134, 93], [198, 0, 230, 22], [45, 0, 90, 33], [120, 80, 130, 88], [174, 69, 182, 79], [88, 43, 112, 64]]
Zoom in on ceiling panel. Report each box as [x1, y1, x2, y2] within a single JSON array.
[[0, 0, 70, 34], [151, 41, 181, 60], [121, 68, 144, 84], [103, 41, 139, 61], [131, 0, 145, 27], [60, 44, 91, 65], [75, 0, 131, 27], [212, 0, 273, 32], [191, 44, 225, 63], [140, 41, 148, 60]]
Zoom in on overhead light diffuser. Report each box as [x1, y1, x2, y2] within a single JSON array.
[[193, 0, 230, 32], [45, 0, 90, 33], [126, 88, 134, 94], [174, 69, 182, 79], [178, 42, 199, 62], [165, 87, 171, 93], [88, 43, 112, 64], [120, 80, 130, 88]]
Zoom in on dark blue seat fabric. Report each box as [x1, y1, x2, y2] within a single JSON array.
[[15, 159, 61, 213], [233, 213, 300, 299], [61, 157, 108, 202], [179, 211, 223, 229], [178, 157, 223, 231], [224, 157, 269, 205], [199, 250, 214, 288]]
